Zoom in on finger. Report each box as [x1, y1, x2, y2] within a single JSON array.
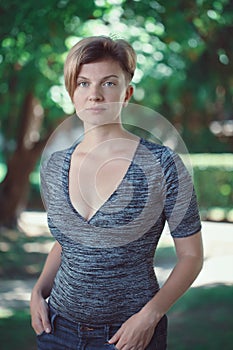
[[114, 339, 127, 350], [114, 334, 131, 350], [114, 341, 129, 350], [41, 309, 51, 333], [108, 329, 122, 344], [32, 316, 44, 335]]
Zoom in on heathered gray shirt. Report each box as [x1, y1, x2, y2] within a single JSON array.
[[41, 138, 201, 325]]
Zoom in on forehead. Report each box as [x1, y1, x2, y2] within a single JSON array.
[[77, 59, 125, 78]]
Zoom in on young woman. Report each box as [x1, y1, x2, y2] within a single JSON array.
[[30, 36, 203, 350]]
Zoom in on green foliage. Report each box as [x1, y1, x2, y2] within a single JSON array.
[[0, 163, 6, 180], [0, 0, 96, 158], [1, 0, 233, 158], [191, 153, 233, 220]]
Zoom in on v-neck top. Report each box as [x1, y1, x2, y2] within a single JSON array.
[[64, 137, 142, 224], [40, 138, 201, 325]]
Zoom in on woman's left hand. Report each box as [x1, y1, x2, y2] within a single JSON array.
[[108, 308, 158, 350]]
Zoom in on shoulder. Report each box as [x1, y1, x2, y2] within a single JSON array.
[[140, 138, 190, 177], [140, 138, 175, 163], [41, 144, 74, 173]]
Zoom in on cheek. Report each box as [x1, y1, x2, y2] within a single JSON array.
[[109, 90, 127, 102], [72, 90, 84, 107]]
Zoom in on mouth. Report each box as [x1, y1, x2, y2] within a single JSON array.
[[86, 105, 108, 112], [86, 107, 106, 113], [86, 108, 106, 111]]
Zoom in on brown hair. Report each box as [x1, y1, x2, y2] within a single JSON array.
[[64, 36, 137, 99]]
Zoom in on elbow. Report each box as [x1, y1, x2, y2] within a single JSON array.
[[179, 253, 204, 280], [198, 254, 204, 273], [191, 253, 204, 279], [196, 241, 204, 274], [196, 255, 204, 277]]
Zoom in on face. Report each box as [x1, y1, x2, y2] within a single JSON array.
[[72, 59, 133, 126]]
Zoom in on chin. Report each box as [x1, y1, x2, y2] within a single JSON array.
[[78, 111, 121, 125]]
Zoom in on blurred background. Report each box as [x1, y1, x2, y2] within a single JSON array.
[[0, 0, 232, 349]]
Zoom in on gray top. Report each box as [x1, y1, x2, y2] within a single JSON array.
[[41, 138, 201, 325]]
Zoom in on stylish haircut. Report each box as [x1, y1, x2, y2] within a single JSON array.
[[64, 36, 137, 99]]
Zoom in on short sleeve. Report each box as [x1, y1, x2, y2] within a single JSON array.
[[161, 147, 202, 238]]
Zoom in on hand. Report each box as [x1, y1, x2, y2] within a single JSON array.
[[108, 309, 158, 350], [30, 292, 51, 335]]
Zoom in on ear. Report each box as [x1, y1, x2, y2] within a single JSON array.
[[123, 85, 134, 107]]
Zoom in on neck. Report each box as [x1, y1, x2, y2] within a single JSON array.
[[82, 122, 131, 148]]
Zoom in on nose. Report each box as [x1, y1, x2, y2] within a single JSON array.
[[89, 85, 104, 102]]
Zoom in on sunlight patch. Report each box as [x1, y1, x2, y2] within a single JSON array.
[[0, 307, 14, 318]]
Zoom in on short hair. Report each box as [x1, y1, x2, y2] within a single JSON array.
[[64, 36, 137, 99]]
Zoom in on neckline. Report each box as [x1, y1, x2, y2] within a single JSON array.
[[62, 137, 143, 225]]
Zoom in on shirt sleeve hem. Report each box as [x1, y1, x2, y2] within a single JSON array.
[[171, 224, 202, 238]]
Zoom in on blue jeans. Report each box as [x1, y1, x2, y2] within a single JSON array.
[[37, 305, 167, 350]]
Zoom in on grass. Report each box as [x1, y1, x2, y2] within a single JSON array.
[[0, 309, 37, 350], [168, 285, 233, 349]]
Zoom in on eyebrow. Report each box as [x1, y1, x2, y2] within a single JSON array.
[[77, 75, 120, 80]]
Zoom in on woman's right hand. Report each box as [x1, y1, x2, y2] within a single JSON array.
[[30, 241, 62, 335], [30, 291, 51, 335]]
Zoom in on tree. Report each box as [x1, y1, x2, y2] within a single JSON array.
[[78, 0, 233, 151], [120, 0, 233, 152], [0, 0, 232, 227], [0, 0, 96, 226]]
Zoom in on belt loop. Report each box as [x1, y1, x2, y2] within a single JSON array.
[[78, 322, 81, 336], [105, 324, 110, 341]]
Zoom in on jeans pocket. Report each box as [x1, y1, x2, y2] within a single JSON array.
[[49, 306, 58, 334], [36, 305, 58, 338], [36, 331, 46, 338], [146, 315, 168, 350]]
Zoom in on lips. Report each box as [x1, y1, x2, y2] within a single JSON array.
[[87, 107, 106, 111], [86, 106, 107, 112]]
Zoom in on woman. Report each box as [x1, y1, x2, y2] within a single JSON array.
[[30, 36, 203, 350]]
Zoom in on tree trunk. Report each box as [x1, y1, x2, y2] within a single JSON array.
[[0, 90, 53, 228], [0, 141, 47, 228]]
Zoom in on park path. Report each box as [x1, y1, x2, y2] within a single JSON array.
[[0, 212, 232, 315], [156, 220, 233, 286]]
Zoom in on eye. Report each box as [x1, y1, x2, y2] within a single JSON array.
[[78, 81, 89, 87], [103, 81, 115, 87]]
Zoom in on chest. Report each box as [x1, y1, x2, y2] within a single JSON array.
[[46, 146, 165, 247], [69, 153, 133, 221]]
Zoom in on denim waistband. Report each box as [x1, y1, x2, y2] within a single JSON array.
[[48, 302, 121, 339]]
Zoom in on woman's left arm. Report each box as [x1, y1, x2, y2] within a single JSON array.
[[109, 231, 203, 350], [142, 231, 203, 319]]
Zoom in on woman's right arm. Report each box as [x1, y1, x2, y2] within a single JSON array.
[[30, 241, 62, 335]]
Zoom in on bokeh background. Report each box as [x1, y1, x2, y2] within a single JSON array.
[[0, 0, 232, 349]]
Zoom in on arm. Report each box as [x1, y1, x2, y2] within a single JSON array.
[[30, 241, 62, 335], [109, 231, 203, 350], [142, 231, 203, 320]]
